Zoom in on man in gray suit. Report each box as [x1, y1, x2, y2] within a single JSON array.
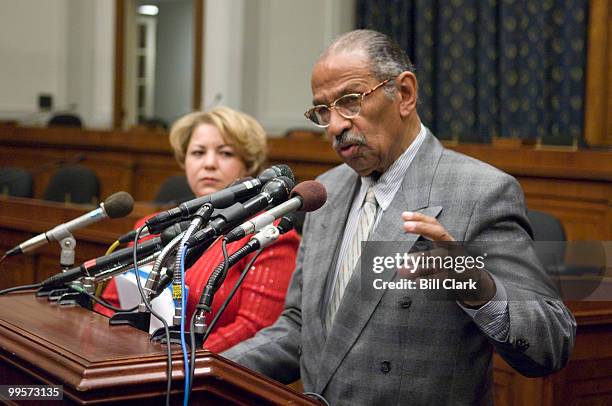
[[223, 29, 575, 405]]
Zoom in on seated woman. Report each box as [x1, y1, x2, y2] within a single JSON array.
[[95, 107, 300, 353]]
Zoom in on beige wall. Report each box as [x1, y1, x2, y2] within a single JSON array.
[[0, 0, 113, 127], [0, 0, 355, 133]]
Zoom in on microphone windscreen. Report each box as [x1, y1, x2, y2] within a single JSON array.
[[290, 181, 327, 212], [103, 191, 135, 218], [276, 176, 295, 191], [275, 164, 295, 182]]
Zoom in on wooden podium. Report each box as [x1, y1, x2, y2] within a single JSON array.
[[0, 292, 318, 405]]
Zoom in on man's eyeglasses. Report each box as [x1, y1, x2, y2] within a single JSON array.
[[304, 79, 391, 128]]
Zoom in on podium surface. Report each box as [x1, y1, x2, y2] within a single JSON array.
[[0, 292, 317, 405]]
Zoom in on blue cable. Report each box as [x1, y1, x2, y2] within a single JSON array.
[[180, 246, 189, 406]]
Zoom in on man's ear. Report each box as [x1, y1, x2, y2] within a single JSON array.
[[396, 71, 418, 118]]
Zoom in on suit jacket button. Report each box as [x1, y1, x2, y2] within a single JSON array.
[[515, 337, 530, 352], [297, 345, 302, 356], [398, 297, 412, 309], [380, 361, 391, 374]]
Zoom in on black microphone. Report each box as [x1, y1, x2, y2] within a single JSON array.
[[225, 180, 326, 243], [185, 176, 294, 247], [117, 219, 192, 244], [5, 191, 134, 257], [160, 221, 192, 243], [39, 234, 171, 289], [117, 178, 255, 244], [145, 165, 294, 233]]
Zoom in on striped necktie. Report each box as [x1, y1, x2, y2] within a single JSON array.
[[326, 186, 378, 331]]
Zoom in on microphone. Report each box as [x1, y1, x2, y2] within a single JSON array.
[[40, 238, 162, 288], [40, 221, 189, 289], [185, 176, 294, 247], [145, 165, 294, 233], [225, 180, 326, 243], [197, 216, 296, 310], [117, 219, 191, 244], [117, 177, 256, 244], [5, 191, 134, 257]]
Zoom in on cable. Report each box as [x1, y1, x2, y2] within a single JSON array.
[[132, 225, 172, 406], [201, 249, 263, 344], [0, 253, 7, 268], [191, 247, 264, 406], [187, 238, 231, 396], [304, 392, 331, 406], [94, 280, 108, 298], [180, 246, 189, 406], [105, 240, 121, 256], [220, 240, 230, 286], [188, 309, 198, 393], [170, 204, 212, 406], [69, 284, 139, 313], [95, 239, 120, 298], [93, 239, 125, 298], [0, 282, 42, 296]]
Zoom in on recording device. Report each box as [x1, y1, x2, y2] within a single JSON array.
[[185, 176, 294, 247], [5, 191, 134, 257], [145, 165, 294, 233], [225, 180, 326, 243]]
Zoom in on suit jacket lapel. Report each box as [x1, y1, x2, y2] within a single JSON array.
[[302, 166, 359, 354], [315, 131, 445, 393]]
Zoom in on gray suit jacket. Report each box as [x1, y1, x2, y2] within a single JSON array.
[[223, 132, 576, 405]]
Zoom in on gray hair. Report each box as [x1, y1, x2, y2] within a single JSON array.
[[321, 29, 415, 98]]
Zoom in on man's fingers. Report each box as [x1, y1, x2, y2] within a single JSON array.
[[401, 211, 438, 224], [403, 220, 454, 241]]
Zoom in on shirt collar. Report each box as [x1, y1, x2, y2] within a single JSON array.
[[359, 122, 427, 211]]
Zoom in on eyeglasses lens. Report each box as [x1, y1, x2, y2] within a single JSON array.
[[335, 94, 361, 118]]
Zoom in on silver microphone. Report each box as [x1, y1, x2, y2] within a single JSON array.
[[5, 191, 134, 257]]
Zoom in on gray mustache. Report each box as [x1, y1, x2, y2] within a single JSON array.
[[333, 131, 367, 149]]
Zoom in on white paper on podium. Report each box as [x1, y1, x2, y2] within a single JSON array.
[[115, 266, 177, 334]]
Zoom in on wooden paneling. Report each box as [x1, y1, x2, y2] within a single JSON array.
[[0, 126, 183, 202], [0, 293, 318, 405], [1, 128, 611, 405], [0, 145, 136, 202], [494, 301, 612, 406], [113, 0, 125, 128], [134, 154, 185, 201], [1, 126, 610, 241], [0, 197, 160, 290], [268, 137, 612, 241], [584, 0, 612, 147]]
